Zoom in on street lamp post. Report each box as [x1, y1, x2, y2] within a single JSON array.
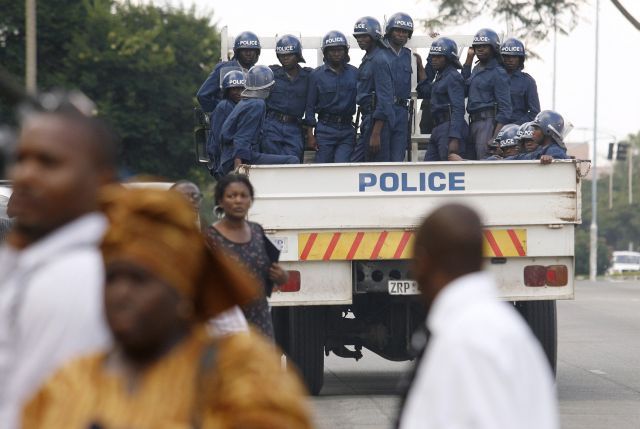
[[589, 0, 600, 281], [25, 0, 37, 94]]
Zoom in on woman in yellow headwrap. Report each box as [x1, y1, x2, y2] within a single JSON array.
[[22, 186, 313, 429]]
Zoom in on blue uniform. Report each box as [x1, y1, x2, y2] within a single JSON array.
[[197, 59, 245, 112], [512, 142, 568, 160], [418, 65, 468, 161], [506, 69, 540, 125], [261, 65, 312, 161], [219, 98, 298, 176], [306, 63, 358, 163], [352, 46, 396, 162], [208, 99, 236, 173], [463, 58, 512, 159], [386, 45, 412, 161]]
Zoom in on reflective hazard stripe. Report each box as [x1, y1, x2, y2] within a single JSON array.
[[297, 229, 526, 261]]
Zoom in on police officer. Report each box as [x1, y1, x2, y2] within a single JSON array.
[[495, 124, 521, 159], [262, 35, 313, 161], [417, 37, 468, 162], [527, 110, 570, 163], [463, 28, 512, 160], [515, 121, 541, 155], [305, 31, 358, 163], [501, 38, 540, 125], [352, 16, 395, 162], [197, 31, 261, 113], [208, 70, 245, 177], [384, 12, 417, 161], [218, 65, 298, 176]]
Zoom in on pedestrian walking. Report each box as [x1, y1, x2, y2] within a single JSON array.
[[0, 108, 117, 429], [397, 203, 559, 429], [22, 187, 312, 429]]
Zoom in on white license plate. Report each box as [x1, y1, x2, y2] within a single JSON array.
[[388, 280, 420, 295]]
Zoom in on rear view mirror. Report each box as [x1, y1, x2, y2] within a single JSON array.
[[193, 107, 210, 165]]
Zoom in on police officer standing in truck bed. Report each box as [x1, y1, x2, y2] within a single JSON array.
[[351, 16, 395, 163], [501, 38, 540, 125]]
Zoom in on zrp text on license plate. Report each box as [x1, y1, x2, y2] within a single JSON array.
[[388, 280, 420, 295]]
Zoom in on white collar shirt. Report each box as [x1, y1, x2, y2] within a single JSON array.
[[399, 271, 558, 429], [0, 213, 111, 429]]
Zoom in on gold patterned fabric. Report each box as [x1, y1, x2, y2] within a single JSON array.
[[23, 328, 313, 429], [100, 186, 258, 320]]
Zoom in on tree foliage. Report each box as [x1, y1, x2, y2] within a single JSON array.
[[576, 130, 640, 275], [424, 0, 586, 43], [0, 0, 220, 179]]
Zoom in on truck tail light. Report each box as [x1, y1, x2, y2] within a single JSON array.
[[274, 270, 300, 293], [524, 265, 568, 287], [546, 265, 568, 286], [524, 265, 546, 286]]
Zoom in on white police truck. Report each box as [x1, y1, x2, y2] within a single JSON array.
[[198, 30, 588, 395]]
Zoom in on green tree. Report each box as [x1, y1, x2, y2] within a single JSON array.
[[576, 131, 640, 275], [423, 0, 585, 42], [1, 0, 220, 180]]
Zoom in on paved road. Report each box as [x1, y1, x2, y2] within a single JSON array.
[[311, 280, 640, 428]]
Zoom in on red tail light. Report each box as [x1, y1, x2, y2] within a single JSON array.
[[274, 270, 301, 293], [524, 265, 568, 287], [546, 265, 568, 286]]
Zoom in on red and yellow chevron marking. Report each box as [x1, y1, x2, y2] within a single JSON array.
[[482, 229, 527, 257], [297, 229, 526, 261]]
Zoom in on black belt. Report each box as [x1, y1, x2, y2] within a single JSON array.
[[432, 111, 451, 126], [266, 110, 300, 124], [394, 97, 410, 108], [318, 113, 353, 125], [469, 108, 496, 123]]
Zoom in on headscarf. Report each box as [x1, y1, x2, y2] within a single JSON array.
[[100, 185, 258, 321]]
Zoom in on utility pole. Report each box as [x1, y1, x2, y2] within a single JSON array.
[[552, 13, 558, 110], [589, 0, 600, 281], [608, 171, 613, 210], [25, 0, 37, 94], [630, 148, 634, 205]]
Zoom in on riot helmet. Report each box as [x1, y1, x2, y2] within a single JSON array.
[[276, 34, 306, 63], [429, 37, 462, 69], [233, 31, 261, 54], [321, 31, 350, 63], [221, 70, 246, 90], [353, 16, 384, 41], [533, 110, 571, 147], [472, 28, 501, 54], [385, 12, 414, 38], [496, 124, 520, 149]]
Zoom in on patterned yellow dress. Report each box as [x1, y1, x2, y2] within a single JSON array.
[[22, 328, 312, 429]]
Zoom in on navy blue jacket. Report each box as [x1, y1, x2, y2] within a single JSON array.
[[197, 59, 246, 112], [386, 44, 412, 100], [305, 63, 358, 126], [506, 69, 540, 124], [463, 58, 512, 124], [220, 98, 265, 165], [208, 99, 236, 163], [267, 65, 313, 118], [516, 142, 569, 160], [356, 46, 395, 123], [417, 65, 466, 139]]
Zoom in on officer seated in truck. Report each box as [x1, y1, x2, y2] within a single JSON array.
[[218, 65, 298, 176]]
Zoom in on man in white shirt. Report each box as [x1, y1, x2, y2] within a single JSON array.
[[398, 204, 558, 429], [0, 109, 117, 428]]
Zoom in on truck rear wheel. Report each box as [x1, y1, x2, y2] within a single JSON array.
[[515, 300, 557, 375], [287, 306, 325, 395]]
